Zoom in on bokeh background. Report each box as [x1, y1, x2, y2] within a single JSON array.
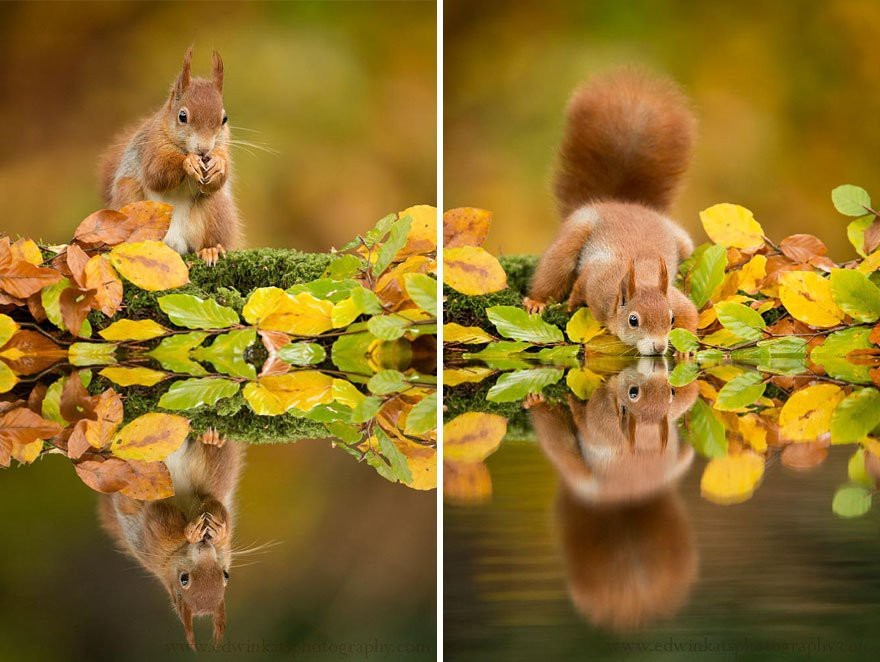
[[445, 0, 880, 259], [0, 0, 436, 251], [0, 441, 436, 662]]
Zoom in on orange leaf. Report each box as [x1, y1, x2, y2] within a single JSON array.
[[83, 255, 123, 317], [73, 209, 134, 247], [0, 239, 63, 298], [74, 456, 133, 494], [120, 460, 175, 500], [65, 244, 91, 288], [120, 201, 173, 242], [443, 208, 492, 248], [779, 234, 827, 263], [0, 330, 66, 375], [59, 286, 96, 338], [0, 407, 62, 448]]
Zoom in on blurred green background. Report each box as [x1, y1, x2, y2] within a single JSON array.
[[0, 441, 436, 662], [0, 0, 436, 252], [444, 0, 880, 259]]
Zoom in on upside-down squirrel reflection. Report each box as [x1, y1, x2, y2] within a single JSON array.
[[98, 430, 244, 649], [527, 359, 699, 631]]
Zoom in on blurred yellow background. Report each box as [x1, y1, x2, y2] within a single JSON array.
[[0, 0, 436, 252], [444, 0, 880, 260]]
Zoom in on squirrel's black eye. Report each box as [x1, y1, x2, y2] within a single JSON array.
[[671, 312, 676, 326], [223, 570, 230, 583], [628, 386, 640, 400], [178, 109, 188, 124], [179, 572, 190, 587], [222, 113, 228, 125], [628, 313, 639, 328]]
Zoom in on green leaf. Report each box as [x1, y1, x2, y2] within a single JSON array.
[[40, 277, 70, 331], [688, 399, 728, 458], [847, 215, 875, 257], [191, 329, 257, 379], [376, 428, 413, 483], [323, 254, 365, 280], [830, 387, 880, 444], [669, 328, 700, 353], [403, 273, 438, 317], [486, 368, 563, 403], [372, 215, 412, 277], [158, 377, 240, 411], [330, 329, 373, 379], [324, 421, 363, 444], [668, 361, 700, 387], [351, 285, 383, 314], [68, 342, 118, 367], [147, 331, 209, 376], [688, 244, 727, 309], [830, 268, 880, 323], [714, 371, 766, 411], [277, 342, 326, 366], [535, 345, 580, 365], [832, 485, 872, 518], [810, 327, 873, 384], [832, 184, 872, 217], [714, 301, 766, 342], [405, 392, 437, 436], [462, 341, 532, 371], [287, 278, 360, 303], [157, 294, 239, 329], [367, 315, 408, 340], [368, 369, 408, 395], [486, 306, 564, 344], [848, 450, 874, 488], [350, 395, 382, 423]]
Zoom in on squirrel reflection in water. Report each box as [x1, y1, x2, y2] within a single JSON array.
[[526, 358, 699, 631], [99, 430, 244, 649]]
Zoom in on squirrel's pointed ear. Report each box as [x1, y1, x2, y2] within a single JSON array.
[[618, 259, 636, 306], [177, 600, 195, 651], [659, 416, 669, 452], [212, 50, 224, 93], [658, 258, 669, 293], [213, 599, 227, 647], [172, 46, 193, 102]]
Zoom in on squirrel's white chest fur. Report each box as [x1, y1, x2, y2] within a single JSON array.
[[146, 185, 200, 254]]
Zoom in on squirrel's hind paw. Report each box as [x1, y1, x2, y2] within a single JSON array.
[[197, 427, 227, 448], [522, 297, 547, 314], [197, 244, 227, 267]]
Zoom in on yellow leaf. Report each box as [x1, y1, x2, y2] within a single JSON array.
[[331, 297, 362, 328], [443, 323, 494, 345], [697, 380, 718, 402], [332, 379, 366, 407], [242, 287, 287, 325], [565, 307, 604, 344], [0, 314, 19, 347], [443, 246, 507, 295], [0, 361, 17, 394], [83, 254, 123, 316], [778, 271, 845, 328], [109, 241, 189, 291], [700, 451, 765, 504], [397, 436, 437, 490], [700, 203, 765, 250], [110, 412, 189, 461], [398, 205, 437, 257], [444, 461, 492, 503], [444, 412, 507, 462], [443, 366, 495, 386], [778, 383, 844, 441], [99, 319, 168, 341], [261, 292, 334, 336], [566, 366, 604, 399], [857, 250, 880, 275], [11, 439, 42, 464], [99, 366, 168, 387], [443, 207, 492, 248], [244, 370, 335, 414], [737, 255, 767, 294], [737, 413, 767, 452], [11, 238, 43, 266]]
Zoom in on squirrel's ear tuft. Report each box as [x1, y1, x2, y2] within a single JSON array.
[[177, 598, 195, 651], [659, 417, 669, 452], [172, 46, 193, 101], [212, 50, 224, 93], [658, 258, 669, 293], [213, 599, 227, 647], [619, 259, 636, 306]]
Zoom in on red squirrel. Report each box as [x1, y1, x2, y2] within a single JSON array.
[[524, 70, 700, 354], [99, 430, 243, 649], [100, 47, 241, 265]]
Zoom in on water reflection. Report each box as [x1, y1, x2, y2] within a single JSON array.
[[99, 433, 243, 648]]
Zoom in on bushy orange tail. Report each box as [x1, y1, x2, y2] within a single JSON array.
[[554, 69, 696, 217]]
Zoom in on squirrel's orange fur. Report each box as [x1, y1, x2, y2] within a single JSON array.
[[525, 70, 699, 354], [99, 431, 243, 649], [100, 47, 240, 265]]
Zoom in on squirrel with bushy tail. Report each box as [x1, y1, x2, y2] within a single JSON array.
[[525, 70, 700, 355]]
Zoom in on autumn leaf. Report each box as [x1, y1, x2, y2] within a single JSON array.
[[242, 287, 286, 325], [99, 366, 169, 387], [83, 389, 124, 449], [65, 243, 91, 287], [565, 307, 604, 344], [10, 238, 43, 266], [444, 412, 507, 463], [443, 323, 494, 344], [74, 456, 134, 493], [700, 451, 765, 505], [0, 407, 62, 449], [779, 234, 827, 263], [0, 240, 63, 298], [398, 204, 437, 257], [120, 201, 173, 242], [443, 207, 492, 248], [59, 286, 96, 337], [778, 271, 845, 328], [260, 292, 334, 336], [72, 209, 133, 247], [110, 412, 190, 461], [119, 460, 175, 500], [83, 255, 123, 316], [778, 383, 845, 440], [243, 370, 336, 414], [0, 314, 18, 347], [699, 203, 765, 251], [99, 319, 169, 341], [109, 241, 189, 291], [0, 330, 66, 375], [443, 246, 507, 295]]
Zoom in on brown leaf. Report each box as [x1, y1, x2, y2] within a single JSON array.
[[120, 201, 173, 242], [870, 323, 880, 346], [259, 354, 291, 377], [59, 286, 96, 337], [0, 240, 63, 298], [65, 244, 91, 288], [26, 383, 48, 414], [870, 367, 880, 387], [72, 209, 134, 247], [82, 255, 123, 317], [259, 329, 292, 354], [0, 406, 62, 447], [0, 330, 66, 375], [443, 208, 492, 248], [847, 348, 880, 366], [781, 441, 828, 470], [865, 219, 880, 255], [809, 256, 837, 273], [26, 292, 47, 322], [779, 234, 827, 263], [59, 372, 96, 423], [74, 456, 133, 494], [85, 389, 124, 449], [120, 460, 174, 500], [67, 420, 91, 460]]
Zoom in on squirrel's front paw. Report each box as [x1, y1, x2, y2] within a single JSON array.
[[185, 513, 210, 544], [522, 297, 546, 314], [197, 244, 227, 266], [199, 155, 227, 193], [183, 153, 204, 183], [197, 427, 226, 448]]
